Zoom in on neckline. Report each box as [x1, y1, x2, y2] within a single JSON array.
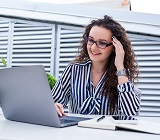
[[91, 69, 107, 90]]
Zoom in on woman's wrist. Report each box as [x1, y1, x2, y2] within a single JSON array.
[[116, 65, 124, 71], [118, 76, 129, 85]]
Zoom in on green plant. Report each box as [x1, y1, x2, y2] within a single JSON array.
[[46, 72, 57, 90], [1, 57, 7, 67]]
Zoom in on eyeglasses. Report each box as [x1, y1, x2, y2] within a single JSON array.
[[84, 37, 112, 49]]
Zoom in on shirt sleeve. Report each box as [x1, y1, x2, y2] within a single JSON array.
[[117, 81, 141, 116], [51, 63, 72, 108]]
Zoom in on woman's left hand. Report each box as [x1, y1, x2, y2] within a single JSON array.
[[112, 36, 125, 70]]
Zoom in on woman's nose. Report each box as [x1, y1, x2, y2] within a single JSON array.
[[91, 42, 98, 50]]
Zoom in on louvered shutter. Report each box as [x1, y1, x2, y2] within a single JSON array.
[[129, 33, 160, 116], [55, 25, 84, 79], [0, 18, 10, 68], [11, 20, 55, 73]]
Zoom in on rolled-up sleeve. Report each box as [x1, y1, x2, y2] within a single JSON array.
[[117, 81, 141, 116], [51, 64, 72, 107]]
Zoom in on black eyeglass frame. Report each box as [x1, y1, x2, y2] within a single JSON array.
[[84, 36, 113, 49]]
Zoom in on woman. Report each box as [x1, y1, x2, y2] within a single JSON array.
[[51, 15, 141, 116]]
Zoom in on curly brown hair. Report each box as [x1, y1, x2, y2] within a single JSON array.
[[74, 15, 139, 114]]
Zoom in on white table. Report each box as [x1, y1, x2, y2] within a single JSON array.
[[0, 110, 160, 140]]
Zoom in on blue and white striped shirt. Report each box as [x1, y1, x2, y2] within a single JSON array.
[[52, 60, 141, 115]]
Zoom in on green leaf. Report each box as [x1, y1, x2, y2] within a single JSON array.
[[46, 72, 56, 90], [1, 57, 7, 67]]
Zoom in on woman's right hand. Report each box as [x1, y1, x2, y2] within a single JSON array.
[[55, 103, 67, 117]]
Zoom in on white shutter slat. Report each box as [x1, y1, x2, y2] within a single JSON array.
[[131, 41, 160, 45], [13, 35, 52, 40], [140, 112, 160, 117], [12, 58, 50, 62], [60, 38, 82, 42], [141, 107, 160, 112], [138, 61, 160, 66], [0, 20, 9, 23], [0, 41, 8, 45], [59, 53, 77, 57], [60, 30, 84, 34], [14, 24, 47, 27], [0, 54, 7, 57], [0, 32, 9, 36], [140, 108, 160, 116], [141, 89, 160, 95], [0, 24, 9, 28], [60, 43, 80, 47], [14, 30, 52, 36], [133, 46, 160, 51], [139, 73, 160, 77], [60, 48, 78, 52], [0, 36, 8, 40], [139, 67, 160, 72], [12, 54, 51, 57], [139, 78, 160, 83], [12, 49, 51, 53], [141, 101, 160, 107], [60, 33, 83, 38], [139, 84, 160, 89], [0, 50, 8, 53], [135, 51, 160, 55], [137, 56, 160, 60], [141, 96, 160, 101], [0, 28, 9, 32], [13, 44, 51, 48], [59, 58, 75, 62], [13, 40, 51, 44], [14, 27, 52, 31], [12, 63, 51, 66]]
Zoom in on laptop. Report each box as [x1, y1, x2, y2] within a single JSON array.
[[0, 65, 91, 127]]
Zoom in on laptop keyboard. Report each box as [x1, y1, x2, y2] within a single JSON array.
[[60, 118, 77, 124], [59, 116, 92, 124]]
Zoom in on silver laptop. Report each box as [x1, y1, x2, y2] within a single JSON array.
[[0, 65, 91, 127]]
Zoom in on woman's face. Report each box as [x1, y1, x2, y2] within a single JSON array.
[[87, 26, 114, 64]]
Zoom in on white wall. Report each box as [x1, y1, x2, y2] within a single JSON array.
[[131, 0, 160, 14]]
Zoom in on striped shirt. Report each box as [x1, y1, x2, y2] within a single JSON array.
[[51, 60, 141, 115]]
